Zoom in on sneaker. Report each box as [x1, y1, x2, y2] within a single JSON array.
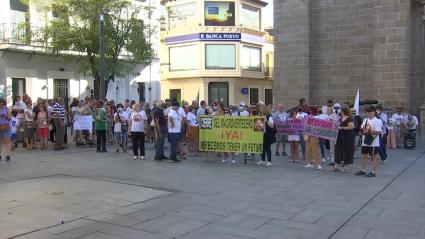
[[316, 165, 322, 170], [132, 156, 138, 160], [140, 156, 145, 160], [282, 152, 287, 157], [265, 162, 272, 167], [326, 156, 331, 161], [221, 159, 226, 163], [304, 164, 313, 168], [328, 162, 335, 166], [256, 161, 266, 165], [321, 158, 326, 163], [366, 172, 376, 177], [383, 159, 388, 164], [5, 155, 10, 161], [116, 149, 119, 153], [355, 170, 366, 176], [232, 160, 236, 164], [275, 152, 280, 156]]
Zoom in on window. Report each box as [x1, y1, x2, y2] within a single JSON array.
[[168, 2, 197, 29], [169, 45, 198, 71], [249, 88, 258, 105], [12, 78, 26, 103], [241, 46, 261, 71], [170, 89, 181, 103], [204, 1, 235, 26], [53, 79, 69, 109], [208, 82, 229, 106], [265, 89, 273, 106], [10, 0, 28, 12], [205, 44, 236, 70], [241, 4, 261, 30]]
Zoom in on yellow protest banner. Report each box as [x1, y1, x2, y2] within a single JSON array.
[[199, 116, 264, 154]]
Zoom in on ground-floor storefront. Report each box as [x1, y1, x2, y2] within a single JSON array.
[[161, 77, 273, 106]]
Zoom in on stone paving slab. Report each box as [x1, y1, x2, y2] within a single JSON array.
[[0, 140, 424, 239]]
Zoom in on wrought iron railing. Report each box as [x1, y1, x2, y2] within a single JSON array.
[[0, 22, 46, 46]]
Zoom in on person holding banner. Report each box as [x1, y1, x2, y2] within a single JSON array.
[[287, 111, 300, 163], [273, 103, 289, 157], [333, 107, 355, 171], [355, 106, 383, 177], [304, 107, 322, 170], [296, 106, 308, 161], [257, 105, 275, 167]]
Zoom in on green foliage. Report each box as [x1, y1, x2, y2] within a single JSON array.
[[26, 0, 154, 81]]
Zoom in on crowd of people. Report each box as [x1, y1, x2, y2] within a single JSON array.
[[0, 95, 420, 177]]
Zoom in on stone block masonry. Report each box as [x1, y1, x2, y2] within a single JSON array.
[[274, 0, 425, 114]]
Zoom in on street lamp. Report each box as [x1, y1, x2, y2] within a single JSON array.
[[99, 13, 105, 100]]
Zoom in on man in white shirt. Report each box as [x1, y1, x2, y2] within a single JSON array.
[[355, 106, 383, 177], [272, 103, 289, 157], [168, 101, 182, 163]]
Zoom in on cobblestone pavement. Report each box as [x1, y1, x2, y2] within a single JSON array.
[[0, 140, 424, 239]]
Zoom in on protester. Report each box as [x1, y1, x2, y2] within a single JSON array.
[[168, 101, 182, 163], [327, 103, 341, 165], [35, 102, 49, 150], [114, 103, 129, 153], [0, 98, 11, 161], [333, 107, 355, 171], [185, 105, 198, 156], [387, 112, 396, 149], [52, 97, 66, 150], [13, 96, 26, 147], [47, 99, 55, 143], [106, 101, 116, 144], [296, 106, 308, 161], [317, 108, 330, 163], [287, 111, 300, 163], [197, 100, 207, 119], [24, 98, 35, 150], [355, 106, 383, 177], [128, 103, 148, 160], [304, 107, 321, 170], [257, 104, 275, 167], [178, 101, 188, 159], [273, 103, 289, 157], [376, 105, 388, 163], [9, 110, 19, 151], [95, 101, 107, 153], [154, 100, 167, 160]]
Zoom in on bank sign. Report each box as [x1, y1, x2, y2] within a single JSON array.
[[199, 33, 241, 41]]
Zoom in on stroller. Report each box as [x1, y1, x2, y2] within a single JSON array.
[[404, 130, 416, 149]]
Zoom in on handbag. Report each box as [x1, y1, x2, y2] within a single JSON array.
[[362, 119, 376, 145]]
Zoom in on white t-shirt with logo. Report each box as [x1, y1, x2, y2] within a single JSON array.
[[130, 111, 147, 132], [186, 112, 198, 126], [360, 117, 383, 147], [168, 109, 182, 133], [10, 117, 19, 134]]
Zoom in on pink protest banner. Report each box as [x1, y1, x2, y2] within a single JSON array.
[[303, 116, 339, 141], [275, 119, 304, 135]]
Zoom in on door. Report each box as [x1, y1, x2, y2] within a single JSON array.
[[208, 82, 229, 106], [12, 78, 26, 102], [169, 89, 181, 103], [249, 88, 258, 105], [265, 89, 273, 106], [53, 79, 69, 109]]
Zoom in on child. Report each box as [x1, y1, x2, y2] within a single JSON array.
[[10, 110, 19, 151], [36, 103, 49, 149], [288, 111, 300, 163]]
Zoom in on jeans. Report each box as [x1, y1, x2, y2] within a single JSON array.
[[96, 130, 106, 151], [299, 134, 306, 155], [131, 132, 145, 156], [169, 132, 180, 160], [156, 130, 166, 158], [262, 137, 272, 162], [377, 133, 388, 161], [319, 138, 326, 158]]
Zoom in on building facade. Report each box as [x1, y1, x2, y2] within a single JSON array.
[[160, 0, 274, 106], [274, 0, 425, 115], [0, 0, 161, 107]]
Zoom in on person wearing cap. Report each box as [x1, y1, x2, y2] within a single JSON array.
[[355, 106, 383, 177], [168, 101, 182, 163], [273, 103, 289, 157], [375, 105, 388, 163]]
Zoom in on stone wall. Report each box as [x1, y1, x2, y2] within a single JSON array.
[[274, 0, 424, 114]]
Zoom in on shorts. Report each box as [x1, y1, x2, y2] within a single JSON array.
[[276, 134, 287, 142], [38, 127, 49, 138], [0, 129, 11, 139], [25, 128, 35, 139], [361, 146, 378, 156], [10, 133, 17, 140]]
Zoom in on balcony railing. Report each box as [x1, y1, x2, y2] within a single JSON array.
[[0, 22, 46, 46], [265, 66, 273, 78]]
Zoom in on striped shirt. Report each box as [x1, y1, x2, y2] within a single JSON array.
[[52, 103, 66, 120]]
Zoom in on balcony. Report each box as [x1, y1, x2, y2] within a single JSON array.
[[0, 23, 45, 46], [264, 66, 273, 78]]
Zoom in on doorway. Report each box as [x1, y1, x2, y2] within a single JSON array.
[[53, 79, 69, 109], [12, 78, 26, 103], [208, 82, 229, 106]]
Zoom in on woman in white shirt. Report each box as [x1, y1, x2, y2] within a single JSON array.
[[185, 105, 198, 156], [128, 103, 147, 160]]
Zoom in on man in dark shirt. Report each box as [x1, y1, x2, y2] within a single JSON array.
[[154, 100, 167, 160]]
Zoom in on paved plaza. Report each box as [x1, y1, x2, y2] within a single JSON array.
[[0, 141, 424, 239]]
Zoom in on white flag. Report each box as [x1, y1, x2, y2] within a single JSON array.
[[354, 89, 360, 116]]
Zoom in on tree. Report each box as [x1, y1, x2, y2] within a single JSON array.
[[25, 0, 154, 98]]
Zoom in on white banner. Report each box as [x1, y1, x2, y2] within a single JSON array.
[[73, 115, 93, 130]]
